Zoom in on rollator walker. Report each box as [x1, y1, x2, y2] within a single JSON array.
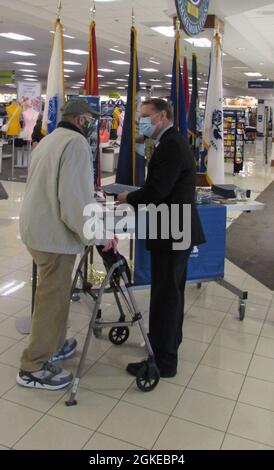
[[66, 245, 160, 406]]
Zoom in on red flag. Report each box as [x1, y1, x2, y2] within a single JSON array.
[[183, 56, 190, 115], [84, 20, 99, 95]]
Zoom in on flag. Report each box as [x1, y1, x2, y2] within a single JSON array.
[[188, 54, 199, 165], [170, 29, 187, 138], [202, 33, 224, 184], [116, 26, 144, 186], [84, 20, 99, 96], [83, 19, 101, 188], [183, 56, 190, 115], [42, 19, 65, 134]]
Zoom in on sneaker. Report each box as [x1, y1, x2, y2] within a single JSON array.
[[126, 360, 177, 378], [16, 363, 73, 390], [49, 338, 77, 363]]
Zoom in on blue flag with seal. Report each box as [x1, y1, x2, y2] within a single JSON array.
[[116, 26, 144, 186], [170, 27, 187, 139], [42, 18, 65, 135]]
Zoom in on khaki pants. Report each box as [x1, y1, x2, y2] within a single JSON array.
[[20, 248, 76, 372]]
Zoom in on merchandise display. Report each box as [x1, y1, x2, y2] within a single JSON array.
[[223, 109, 245, 174]]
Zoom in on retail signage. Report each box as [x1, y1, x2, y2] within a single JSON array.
[[17, 81, 42, 111], [175, 0, 210, 36], [248, 81, 274, 89], [0, 70, 15, 85]]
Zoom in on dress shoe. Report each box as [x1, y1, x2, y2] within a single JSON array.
[[126, 360, 177, 378]]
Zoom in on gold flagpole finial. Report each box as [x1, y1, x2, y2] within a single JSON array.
[[132, 8, 135, 26], [175, 17, 180, 33], [90, 1, 96, 20], [57, 0, 62, 20]]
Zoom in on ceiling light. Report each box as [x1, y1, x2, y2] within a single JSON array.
[[64, 75, 70, 78], [141, 68, 159, 73], [165, 74, 172, 78], [222, 52, 227, 56], [151, 26, 174, 38], [5, 83, 16, 88], [149, 60, 160, 65], [244, 72, 262, 77], [225, 83, 230, 86], [22, 74, 37, 78], [149, 79, 161, 82], [115, 78, 127, 82], [71, 86, 80, 89], [0, 32, 34, 40], [98, 74, 104, 78], [184, 38, 211, 48], [232, 66, 248, 69], [65, 49, 88, 55], [64, 69, 75, 73], [24, 78, 38, 81], [19, 69, 37, 72], [64, 61, 82, 65], [153, 85, 162, 88], [7, 50, 36, 56], [109, 60, 129, 65], [13, 61, 36, 66], [106, 82, 116, 85], [139, 82, 147, 85], [117, 87, 125, 89], [109, 48, 125, 54], [165, 82, 172, 85], [99, 68, 115, 72], [50, 31, 75, 39]]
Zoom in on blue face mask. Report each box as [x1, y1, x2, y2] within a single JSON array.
[[139, 117, 155, 138]]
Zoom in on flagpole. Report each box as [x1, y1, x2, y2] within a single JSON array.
[[57, 0, 62, 21], [90, 0, 96, 20]]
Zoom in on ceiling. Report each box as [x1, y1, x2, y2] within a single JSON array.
[[1, 0, 274, 100]]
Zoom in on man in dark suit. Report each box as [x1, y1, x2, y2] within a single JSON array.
[[118, 98, 205, 378]]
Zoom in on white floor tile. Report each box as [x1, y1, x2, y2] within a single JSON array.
[[188, 364, 244, 400], [0, 335, 18, 355], [255, 336, 274, 359], [122, 380, 184, 415], [194, 295, 234, 313], [14, 415, 92, 450], [178, 338, 209, 364], [186, 306, 226, 327], [222, 434, 274, 450], [212, 328, 258, 353], [80, 362, 134, 399], [0, 398, 42, 448], [229, 300, 269, 320], [239, 376, 274, 412], [49, 388, 118, 430], [83, 432, 143, 450], [183, 320, 218, 344], [0, 363, 17, 396], [248, 355, 274, 383], [221, 314, 263, 336], [162, 360, 198, 387], [228, 403, 274, 447], [3, 384, 67, 413], [99, 401, 168, 449], [260, 321, 274, 339], [0, 316, 26, 340], [153, 417, 224, 450], [0, 340, 26, 368], [173, 389, 235, 431], [201, 345, 252, 374]]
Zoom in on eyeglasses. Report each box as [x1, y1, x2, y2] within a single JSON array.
[[82, 114, 97, 124]]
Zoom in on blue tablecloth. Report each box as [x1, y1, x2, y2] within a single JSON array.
[[134, 204, 227, 286]]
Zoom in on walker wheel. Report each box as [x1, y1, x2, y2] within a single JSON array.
[[109, 327, 129, 345], [136, 363, 160, 392], [65, 399, 77, 406]]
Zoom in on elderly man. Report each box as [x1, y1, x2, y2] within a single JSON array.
[[17, 100, 115, 390]]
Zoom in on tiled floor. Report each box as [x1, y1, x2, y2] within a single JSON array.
[[0, 142, 274, 449]]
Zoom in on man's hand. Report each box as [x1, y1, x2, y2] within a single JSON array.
[[102, 237, 118, 253], [117, 191, 129, 204]]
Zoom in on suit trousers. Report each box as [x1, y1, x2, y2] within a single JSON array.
[[20, 248, 76, 372], [148, 247, 192, 374]]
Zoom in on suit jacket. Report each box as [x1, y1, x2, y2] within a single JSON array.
[[127, 126, 205, 252]]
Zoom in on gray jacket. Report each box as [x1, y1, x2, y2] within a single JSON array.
[[20, 125, 100, 254]]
